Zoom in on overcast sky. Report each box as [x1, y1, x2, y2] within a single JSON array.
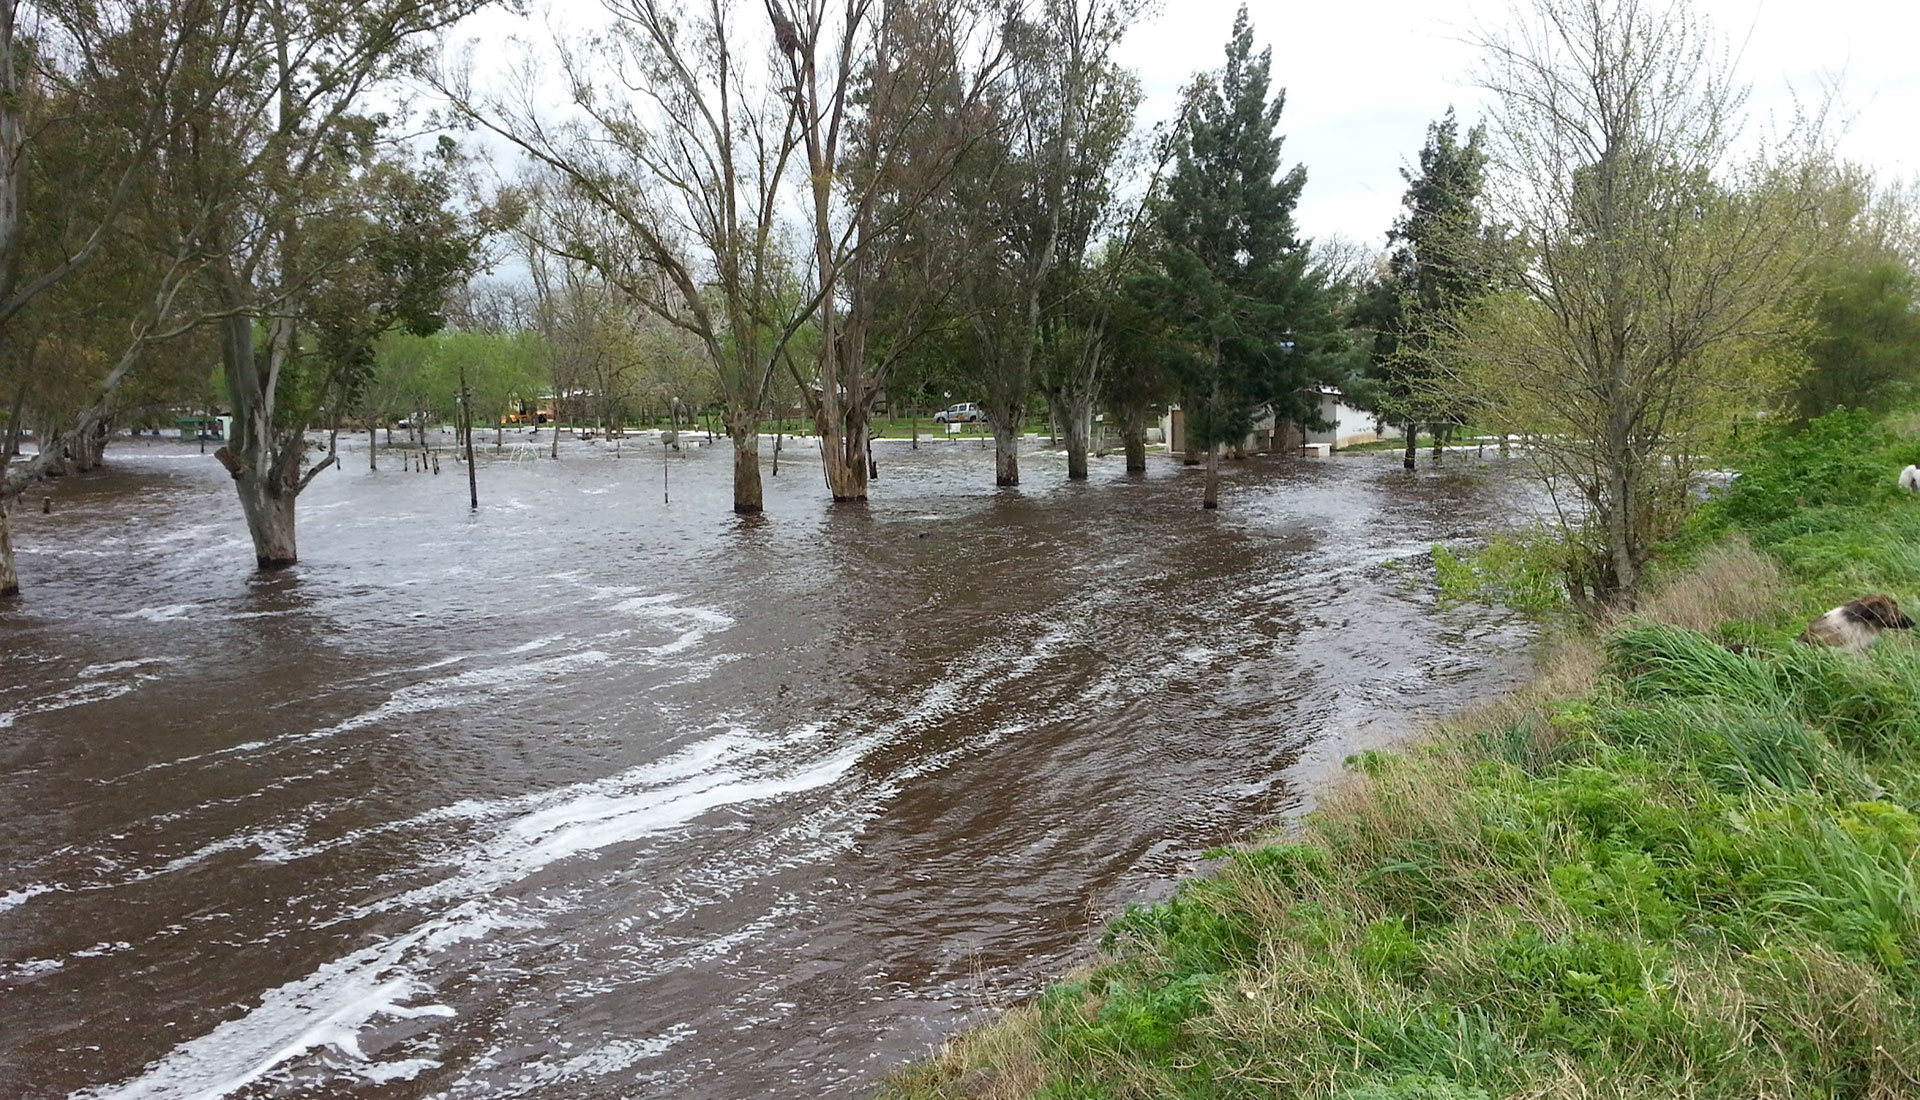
[[1114, 0, 1920, 249], [452, 0, 1919, 255]]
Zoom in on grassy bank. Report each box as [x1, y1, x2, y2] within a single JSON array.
[[879, 412, 1920, 1100]]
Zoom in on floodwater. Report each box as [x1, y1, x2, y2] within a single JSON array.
[[2, 431, 1537, 1099]]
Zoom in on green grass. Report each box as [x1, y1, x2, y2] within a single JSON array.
[[877, 409, 1920, 1100]]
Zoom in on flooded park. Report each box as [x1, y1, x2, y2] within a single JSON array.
[[2, 434, 1537, 1098]]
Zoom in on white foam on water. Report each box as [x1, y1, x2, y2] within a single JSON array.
[[464, 1028, 694, 1096], [0, 882, 55, 913], [118, 604, 197, 623], [3, 956, 64, 979], [80, 726, 861, 1100], [160, 826, 306, 875], [79, 657, 177, 679], [0, 677, 142, 730], [507, 634, 566, 654], [609, 594, 734, 656], [71, 918, 471, 1100]]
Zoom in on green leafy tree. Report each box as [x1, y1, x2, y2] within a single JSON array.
[[156, 0, 489, 569], [1137, 5, 1342, 508], [1453, 0, 1826, 612], [1102, 260, 1175, 472], [1787, 173, 1920, 420], [1791, 259, 1920, 419], [1357, 109, 1488, 470], [947, 0, 1142, 487]]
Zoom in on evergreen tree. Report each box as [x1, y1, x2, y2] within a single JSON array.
[[1359, 109, 1488, 470], [1139, 5, 1340, 509]]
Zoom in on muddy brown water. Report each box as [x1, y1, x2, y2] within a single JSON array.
[[2, 433, 1537, 1099]]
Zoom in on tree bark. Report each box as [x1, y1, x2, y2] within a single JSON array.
[[368, 417, 377, 471], [34, 423, 70, 477], [992, 418, 1020, 487], [216, 309, 320, 570], [1403, 425, 1417, 471], [67, 417, 110, 472], [729, 414, 763, 514], [1062, 393, 1092, 480], [229, 466, 298, 568], [1122, 420, 1147, 473], [2, 380, 25, 460], [820, 401, 871, 502], [0, 500, 17, 597], [1203, 444, 1220, 509]]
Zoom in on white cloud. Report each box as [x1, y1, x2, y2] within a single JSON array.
[[1115, 0, 1920, 248]]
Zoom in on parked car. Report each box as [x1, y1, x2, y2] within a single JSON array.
[[934, 402, 985, 424]]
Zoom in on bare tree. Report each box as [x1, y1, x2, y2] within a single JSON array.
[[1452, 0, 1828, 611], [770, 0, 1004, 501], [452, 0, 809, 513]]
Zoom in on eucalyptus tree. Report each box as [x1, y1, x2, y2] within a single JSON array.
[[138, 0, 492, 569], [771, 0, 1004, 501], [453, 0, 810, 514], [0, 0, 230, 595], [953, 0, 1142, 487], [1138, 5, 1342, 509], [1453, 0, 1828, 611]]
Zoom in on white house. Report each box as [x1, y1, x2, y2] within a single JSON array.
[[1300, 386, 1400, 450], [1158, 388, 1398, 459]]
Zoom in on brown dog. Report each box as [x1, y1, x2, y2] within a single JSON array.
[[1798, 594, 1916, 652]]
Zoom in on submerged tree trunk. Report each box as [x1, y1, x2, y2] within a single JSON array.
[[820, 403, 871, 502], [992, 417, 1020, 487], [1062, 393, 1092, 480], [34, 422, 70, 477], [66, 417, 110, 472], [0, 501, 16, 597], [729, 414, 764, 514], [215, 309, 331, 570], [1402, 425, 1416, 471], [3, 381, 25, 460], [1203, 444, 1220, 509], [1121, 414, 1147, 473], [229, 469, 298, 568]]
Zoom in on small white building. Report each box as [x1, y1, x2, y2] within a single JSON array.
[[1300, 387, 1400, 450], [1158, 388, 1398, 459]]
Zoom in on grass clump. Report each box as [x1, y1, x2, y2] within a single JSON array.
[[878, 410, 1920, 1100]]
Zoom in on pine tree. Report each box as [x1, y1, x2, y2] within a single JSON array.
[[1139, 5, 1339, 509], [1360, 109, 1488, 470]]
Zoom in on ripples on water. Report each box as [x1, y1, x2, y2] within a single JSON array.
[[1, 433, 1537, 1098]]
